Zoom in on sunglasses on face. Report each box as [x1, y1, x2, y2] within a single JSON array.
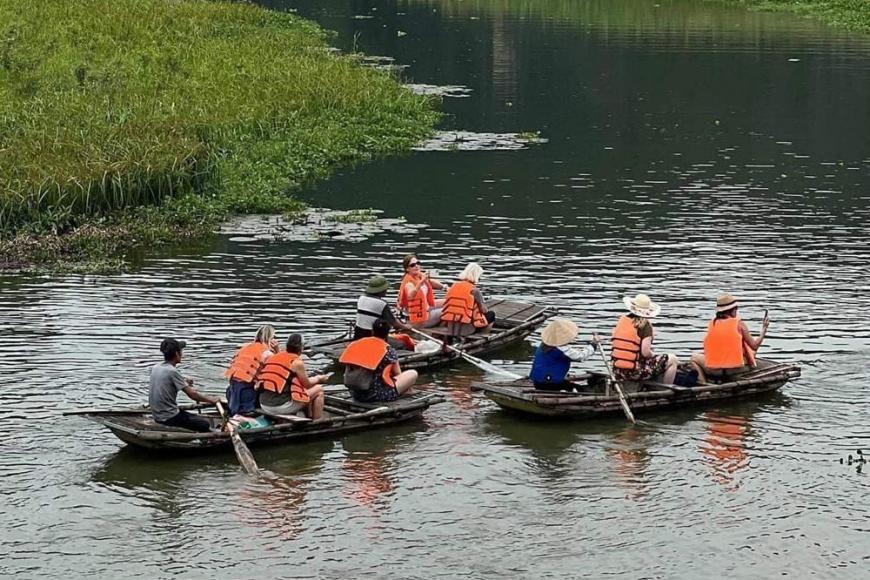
[[409, 262, 421, 267]]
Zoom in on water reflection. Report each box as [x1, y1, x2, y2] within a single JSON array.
[[240, 441, 335, 541], [607, 427, 651, 501], [4, 0, 870, 575], [700, 411, 750, 490], [340, 423, 428, 519]]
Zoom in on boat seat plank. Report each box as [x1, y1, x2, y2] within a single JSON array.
[[257, 409, 312, 423]]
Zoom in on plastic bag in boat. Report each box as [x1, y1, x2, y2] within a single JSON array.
[[414, 340, 441, 354]]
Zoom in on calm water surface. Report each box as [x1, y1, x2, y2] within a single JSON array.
[[2, 1, 870, 577]]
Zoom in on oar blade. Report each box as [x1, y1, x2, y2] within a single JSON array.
[[230, 429, 261, 476]]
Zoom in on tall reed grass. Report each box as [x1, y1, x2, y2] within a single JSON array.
[[0, 0, 438, 235]]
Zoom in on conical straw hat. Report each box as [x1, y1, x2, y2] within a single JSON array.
[[541, 318, 579, 347]]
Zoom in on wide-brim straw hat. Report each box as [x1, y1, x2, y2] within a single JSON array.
[[623, 293, 661, 318], [541, 318, 579, 347], [716, 293, 739, 313], [365, 275, 389, 294]]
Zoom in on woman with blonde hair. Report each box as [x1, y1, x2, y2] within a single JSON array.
[[610, 294, 678, 385], [224, 324, 279, 417], [440, 262, 495, 336]]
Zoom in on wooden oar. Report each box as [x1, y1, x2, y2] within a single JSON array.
[[596, 348, 637, 424], [410, 328, 523, 380], [216, 401, 261, 476]]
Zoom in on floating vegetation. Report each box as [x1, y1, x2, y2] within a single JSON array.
[[405, 84, 474, 98], [220, 208, 422, 243], [323, 209, 380, 224], [840, 449, 867, 474], [357, 55, 410, 72], [414, 131, 549, 152]]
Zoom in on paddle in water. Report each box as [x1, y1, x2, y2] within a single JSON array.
[[410, 328, 523, 380], [216, 401, 260, 476]]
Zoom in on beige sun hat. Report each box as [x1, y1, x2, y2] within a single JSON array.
[[716, 293, 739, 313], [541, 318, 579, 347], [623, 293, 661, 318]]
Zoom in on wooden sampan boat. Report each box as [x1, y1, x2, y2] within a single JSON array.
[[69, 391, 444, 452], [310, 299, 554, 371], [476, 358, 801, 418]]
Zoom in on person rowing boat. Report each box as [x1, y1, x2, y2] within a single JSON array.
[[149, 338, 221, 433], [529, 318, 600, 390], [354, 275, 415, 350]]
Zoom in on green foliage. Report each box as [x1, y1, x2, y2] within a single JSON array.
[[0, 0, 439, 269], [715, 0, 870, 33]]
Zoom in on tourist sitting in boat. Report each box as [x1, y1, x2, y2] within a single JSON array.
[[149, 338, 221, 432], [530, 318, 600, 390], [440, 262, 495, 336], [611, 293, 678, 385], [224, 324, 278, 417], [397, 254, 446, 328], [339, 320, 418, 403], [689, 294, 769, 384], [256, 333, 330, 420], [354, 275, 414, 350]]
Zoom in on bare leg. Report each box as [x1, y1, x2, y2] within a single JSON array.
[[689, 352, 707, 385], [306, 385, 324, 420], [662, 354, 679, 384], [394, 370, 418, 395]]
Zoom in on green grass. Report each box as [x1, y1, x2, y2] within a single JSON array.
[[407, 0, 870, 34], [712, 0, 870, 33], [0, 0, 439, 270]]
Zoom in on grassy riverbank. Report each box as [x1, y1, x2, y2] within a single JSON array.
[[0, 0, 438, 272], [713, 0, 870, 33]]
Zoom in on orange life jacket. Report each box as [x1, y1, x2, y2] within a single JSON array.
[[224, 341, 269, 383], [441, 280, 487, 327], [392, 333, 416, 351], [704, 317, 756, 369], [397, 273, 435, 324], [611, 315, 642, 370], [255, 352, 309, 404], [339, 337, 395, 387]]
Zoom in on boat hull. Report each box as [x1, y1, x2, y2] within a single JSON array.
[[310, 299, 553, 371], [80, 392, 443, 452], [478, 359, 800, 419]]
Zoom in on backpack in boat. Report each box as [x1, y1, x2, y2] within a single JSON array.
[[343, 365, 373, 392], [673, 368, 699, 388]]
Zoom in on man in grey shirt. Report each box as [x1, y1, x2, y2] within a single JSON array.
[[149, 338, 220, 432]]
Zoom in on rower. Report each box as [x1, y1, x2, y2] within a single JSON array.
[[530, 318, 600, 390], [339, 320, 418, 403], [354, 275, 414, 350], [149, 338, 220, 432]]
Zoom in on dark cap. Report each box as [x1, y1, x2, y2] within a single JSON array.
[[160, 338, 187, 357]]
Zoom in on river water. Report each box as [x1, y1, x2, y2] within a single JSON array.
[[2, 0, 870, 577]]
